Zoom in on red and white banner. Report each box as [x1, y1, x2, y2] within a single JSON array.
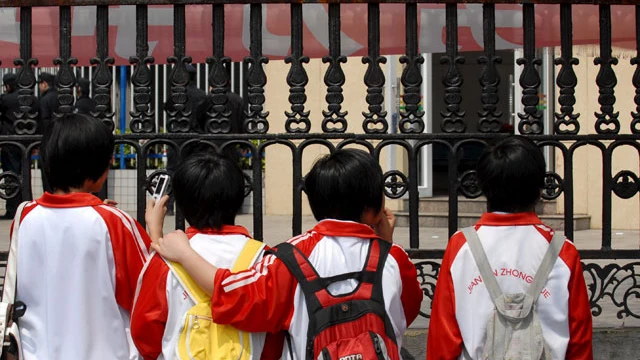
[[0, 4, 636, 67]]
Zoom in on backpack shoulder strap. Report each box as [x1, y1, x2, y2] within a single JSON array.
[[3, 201, 30, 303], [461, 227, 503, 304], [167, 261, 209, 304], [369, 239, 392, 304], [266, 242, 324, 313], [526, 232, 565, 302], [168, 238, 265, 304], [231, 239, 265, 272]]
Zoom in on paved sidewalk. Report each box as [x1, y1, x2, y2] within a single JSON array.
[[0, 214, 638, 329]]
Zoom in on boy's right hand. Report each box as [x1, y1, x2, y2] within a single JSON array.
[[146, 194, 169, 242], [373, 207, 396, 243], [152, 230, 192, 263]]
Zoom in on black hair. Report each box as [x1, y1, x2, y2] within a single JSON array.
[[41, 114, 114, 192], [173, 151, 245, 230], [77, 78, 91, 95], [3, 73, 16, 91], [187, 65, 197, 83], [304, 149, 383, 222], [476, 136, 546, 213], [38, 72, 56, 87]]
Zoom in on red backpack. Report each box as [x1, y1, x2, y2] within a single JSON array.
[[268, 239, 399, 360]]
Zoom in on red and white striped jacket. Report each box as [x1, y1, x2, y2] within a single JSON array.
[[15, 192, 152, 360], [130, 225, 284, 360], [209, 219, 424, 360], [427, 212, 593, 360]]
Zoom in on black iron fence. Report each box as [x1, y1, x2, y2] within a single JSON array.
[[0, 0, 639, 321]]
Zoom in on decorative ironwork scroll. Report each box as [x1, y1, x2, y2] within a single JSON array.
[[631, 5, 640, 134], [362, 3, 387, 134], [322, 3, 348, 133], [54, 6, 77, 116], [166, 4, 192, 133], [612, 170, 640, 199], [14, 7, 38, 135], [594, 5, 620, 134], [399, 3, 425, 134], [542, 172, 564, 200], [244, 4, 270, 134], [441, 4, 465, 133], [477, 4, 502, 133], [90, 5, 115, 132], [0, 172, 21, 200], [516, 4, 543, 134], [383, 170, 408, 199], [583, 262, 640, 319], [129, 5, 155, 133], [285, 4, 310, 133], [554, 4, 580, 135], [205, 4, 232, 134], [458, 170, 482, 199], [415, 261, 441, 318]]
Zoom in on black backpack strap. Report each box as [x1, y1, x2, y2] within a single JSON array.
[[266, 242, 324, 314], [369, 239, 398, 344], [369, 239, 392, 305]]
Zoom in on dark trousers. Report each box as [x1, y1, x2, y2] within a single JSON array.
[[1, 148, 23, 216]]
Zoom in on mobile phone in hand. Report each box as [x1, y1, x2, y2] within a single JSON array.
[[152, 174, 170, 201]]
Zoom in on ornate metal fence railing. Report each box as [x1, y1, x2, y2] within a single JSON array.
[[0, 0, 639, 322]]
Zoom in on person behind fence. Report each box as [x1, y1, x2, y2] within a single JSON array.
[[195, 87, 248, 164], [37, 72, 58, 133], [150, 148, 423, 360], [131, 151, 283, 359], [14, 113, 153, 360], [37, 72, 58, 193], [163, 64, 206, 215], [74, 77, 97, 115], [426, 136, 592, 360], [0, 73, 37, 219]]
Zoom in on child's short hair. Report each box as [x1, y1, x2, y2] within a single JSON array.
[[304, 149, 383, 222], [173, 151, 244, 229], [476, 136, 545, 213], [42, 114, 114, 192]]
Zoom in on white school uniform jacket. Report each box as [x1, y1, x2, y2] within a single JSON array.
[[15, 192, 152, 360], [427, 212, 593, 360], [208, 219, 424, 360], [130, 225, 281, 360]]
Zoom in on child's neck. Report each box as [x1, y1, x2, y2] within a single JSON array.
[[53, 186, 94, 195]]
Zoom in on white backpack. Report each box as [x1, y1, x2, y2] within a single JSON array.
[[461, 227, 564, 360], [0, 201, 29, 360]]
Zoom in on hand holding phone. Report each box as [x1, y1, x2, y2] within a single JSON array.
[[152, 174, 170, 201]]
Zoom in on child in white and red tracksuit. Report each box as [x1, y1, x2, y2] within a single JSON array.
[[131, 151, 283, 360], [427, 136, 593, 360], [15, 114, 153, 360]]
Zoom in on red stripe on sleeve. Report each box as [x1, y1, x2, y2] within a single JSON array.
[[211, 254, 297, 333], [130, 255, 170, 360], [560, 242, 594, 360], [93, 206, 152, 312], [389, 243, 423, 327], [426, 231, 467, 360]]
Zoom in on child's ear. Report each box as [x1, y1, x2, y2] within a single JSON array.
[[90, 168, 110, 192], [360, 207, 381, 227]]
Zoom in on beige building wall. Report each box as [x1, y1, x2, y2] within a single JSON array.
[[263, 57, 407, 217], [556, 46, 640, 230]]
